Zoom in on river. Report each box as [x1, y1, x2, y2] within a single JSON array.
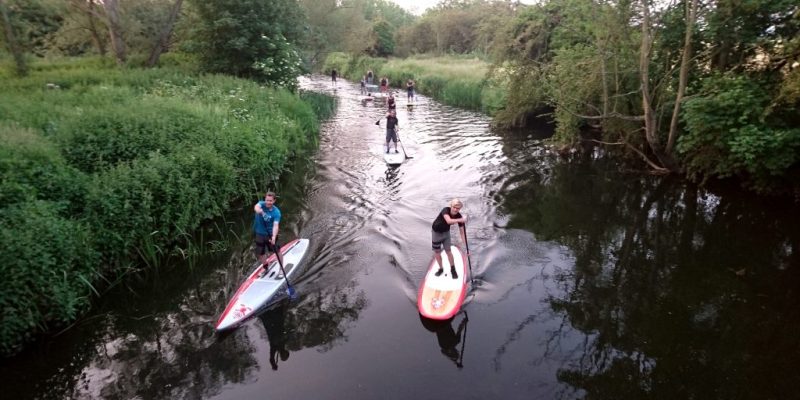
[[2, 75, 799, 400]]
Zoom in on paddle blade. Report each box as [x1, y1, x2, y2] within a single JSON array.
[[287, 285, 297, 300]]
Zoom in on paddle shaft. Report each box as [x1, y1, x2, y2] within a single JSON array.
[[463, 224, 474, 285], [271, 245, 295, 296]]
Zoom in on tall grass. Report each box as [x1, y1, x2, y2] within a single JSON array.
[[323, 53, 506, 113], [0, 57, 334, 355]]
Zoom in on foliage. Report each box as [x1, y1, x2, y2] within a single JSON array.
[[678, 74, 800, 192], [0, 200, 99, 356], [186, 0, 305, 84], [298, 0, 415, 67], [0, 0, 64, 56], [394, 0, 515, 57], [0, 58, 331, 354], [370, 19, 395, 57]]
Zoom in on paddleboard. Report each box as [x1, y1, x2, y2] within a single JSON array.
[[407, 102, 416, 107], [384, 149, 405, 165], [417, 245, 468, 320], [215, 238, 310, 331]]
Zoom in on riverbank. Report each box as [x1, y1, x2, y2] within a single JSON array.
[[322, 52, 505, 114], [0, 56, 334, 355]]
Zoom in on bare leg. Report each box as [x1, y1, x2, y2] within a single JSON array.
[[445, 250, 455, 268], [434, 250, 445, 276], [446, 250, 458, 279]]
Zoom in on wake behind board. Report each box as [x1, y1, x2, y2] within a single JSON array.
[[215, 238, 310, 331], [384, 149, 405, 166], [418, 245, 468, 320]]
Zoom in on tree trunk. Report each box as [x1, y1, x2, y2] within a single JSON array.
[[146, 0, 183, 67], [666, 0, 697, 154], [86, 0, 106, 56], [639, 0, 675, 173], [102, 0, 126, 65], [0, 0, 26, 76]]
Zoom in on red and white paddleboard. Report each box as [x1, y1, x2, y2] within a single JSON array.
[[215, 238, 309, 331], [417, 245, 468, 320]]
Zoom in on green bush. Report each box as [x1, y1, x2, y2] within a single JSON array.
[[678, 74, 800, 192], [0, 201, 99, 355], [0, 124, 88, 212], [0, 57, 332, 354], [58, 101, 218, 174]]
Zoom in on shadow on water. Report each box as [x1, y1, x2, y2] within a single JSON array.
[[419, 312, 470, 369]]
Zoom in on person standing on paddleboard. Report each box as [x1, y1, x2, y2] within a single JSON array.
[[367, 69, 374, 84], [385, 110, 399, 154], [406, 79, 415, 101], [254, 191, 282, 266], [431, 199, 467, 279], [387, 92, 396, 111], [380, 76, 388, 94]]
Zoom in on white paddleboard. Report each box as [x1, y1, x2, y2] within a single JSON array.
[[384, 149, 405, 165], [215, 238, 310, 331]]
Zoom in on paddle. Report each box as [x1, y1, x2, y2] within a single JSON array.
[[272, 246, 297, 299], [463, 223, 474, 285], [396, 128, 413, 159]]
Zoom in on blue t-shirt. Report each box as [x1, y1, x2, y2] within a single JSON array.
[[253, 202, 281, 236]]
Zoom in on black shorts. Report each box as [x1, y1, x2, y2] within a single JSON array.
[[255, 234, 279, 256]]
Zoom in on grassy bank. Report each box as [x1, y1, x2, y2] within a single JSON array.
[[0, 56, 334, 355], [322, 53, 505, 114]]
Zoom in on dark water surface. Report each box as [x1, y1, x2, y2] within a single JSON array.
[[3, 75, 799, 400]]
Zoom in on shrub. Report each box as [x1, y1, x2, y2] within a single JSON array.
[[0, 201, 99, 355], [678, 74, 800, 192]]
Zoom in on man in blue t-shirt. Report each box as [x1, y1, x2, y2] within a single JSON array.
[[253, 191, 282, 265]]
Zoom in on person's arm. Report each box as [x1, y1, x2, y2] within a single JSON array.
[[443, 211, 466, 225], [271, 208, 282, 243], [271, 222, 279, 244], [254, 202, 263, 214]]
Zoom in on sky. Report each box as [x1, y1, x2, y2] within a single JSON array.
[[389, 0, 539, 16]]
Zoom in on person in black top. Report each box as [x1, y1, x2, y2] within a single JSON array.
[[406, 79, 415, 101], [331, 69, 337, 88], [431, 198, 467, 279], [385, 110, 399, 153], [387, 92, 396, 110], [367, 69, 374, 84]]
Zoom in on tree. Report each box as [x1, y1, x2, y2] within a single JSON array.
[[0, 0, 26, 76], [187, 0, 306, 83], [146, 0, 183, 67], [370, 18, 394, 56], [102, 0, 126, 64]]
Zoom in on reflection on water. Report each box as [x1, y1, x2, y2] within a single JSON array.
[[2, 75, 798, 400], [419, 312, 469, 368]]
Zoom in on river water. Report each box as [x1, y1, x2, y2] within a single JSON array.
[[2, 75, 799, 400]]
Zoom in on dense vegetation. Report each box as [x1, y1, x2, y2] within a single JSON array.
[[315, 0, 800, 194], [0, 56, 333, 354]]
